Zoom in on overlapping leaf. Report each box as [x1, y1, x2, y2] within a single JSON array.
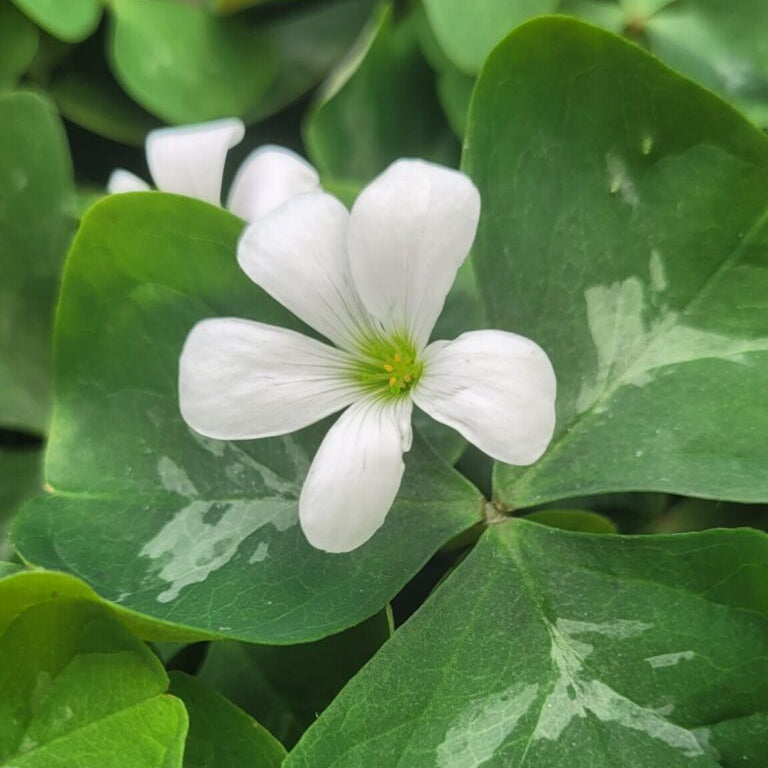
[[0, 91, 75, 434], [199, 609, 391, 747], [10, 0, 101, 43], [305, 3, 457, 191], [169, 672, 285, 768], [12, 193, 482, 643], [0, 598, 187, 767], [0, 1, 38, 89], [463, 18, 768, 507], [108, 0, 374, 126], [286, 520, 768, 767]]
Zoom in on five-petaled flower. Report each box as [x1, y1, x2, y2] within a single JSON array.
[[179, 159, 556, 553], [108, 118, 320, 222]]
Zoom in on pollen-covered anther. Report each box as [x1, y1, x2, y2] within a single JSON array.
[[357, 335, 424, 397]]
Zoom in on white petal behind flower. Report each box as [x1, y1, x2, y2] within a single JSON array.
[[146, 118, 244, 205], [227, 145, 321, 222], [108, 118, 319, 222], [179, 158, 557, 553], [106, 169, 150, 194]]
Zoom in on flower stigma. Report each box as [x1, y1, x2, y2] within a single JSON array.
[[355, 333, 423, 398]]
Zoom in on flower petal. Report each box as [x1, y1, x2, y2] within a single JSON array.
[[179, 317, 360, 440], [348, 159, 481, 349], [226, 145, 320, 222], [107, 169, 150, 194], [146, 118, 244, 205], [237, 192, 370, 350], [299, 397, 413, 553], [412, 330, 556, 465]]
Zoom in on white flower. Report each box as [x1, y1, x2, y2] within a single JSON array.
[[179, 159, 556, 553], [107, 118, 320, 222]]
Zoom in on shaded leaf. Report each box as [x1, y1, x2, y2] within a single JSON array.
[[305, 3, 458, 190], [522, 508, 617, 533], [0, 91, 75, 434], [0, 0, 38, 89], [199, 609, 391, 747], [169, 672, 285, 768], [0, 447, 41, 560]]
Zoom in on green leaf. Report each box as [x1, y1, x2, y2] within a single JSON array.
[[0, 447, 42, 560], [0, 598, 187, 767], [0, 562, 23, 578], [208, 0, 293, 13], [11, 193, 482, 643], [248, 0, 377, 124], [10, 0, 101, 43], [0, 91, 75, 434], [108, 0, 275, 125], [0, 0, 38, 89], [702, 712, 768, 768], [523, 508, 618, 533], [463, 18, 768, 508], [169, 672, 285, 768], [642, 0, 768, 126], [49, 51, 162, 146], [0, 569, 213, 641], [422, 0, 557, 73], [108, 0, 373, 126], [435, 65, 475, 138], [285, 521, 768, 767], [199, 609, 391, 748], [643, 497, 768, 534], [305, 3, 458, 190]]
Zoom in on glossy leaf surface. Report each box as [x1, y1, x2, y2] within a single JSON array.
[[12, 193, 482, 643], [464, 19, 768, 507], [286, 521, 768, 767]]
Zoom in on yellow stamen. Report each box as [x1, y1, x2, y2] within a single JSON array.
[[384, 364, 394, 372], [388, 377, 398, 387], [393, 352, 402, 363]]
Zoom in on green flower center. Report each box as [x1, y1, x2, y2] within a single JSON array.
[[355, 333, 423, 398]]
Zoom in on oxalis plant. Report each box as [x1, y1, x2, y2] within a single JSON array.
[[1, 0, 767, 766]]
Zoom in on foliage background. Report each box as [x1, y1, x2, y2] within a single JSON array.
[[1, 0, 767, 765]]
